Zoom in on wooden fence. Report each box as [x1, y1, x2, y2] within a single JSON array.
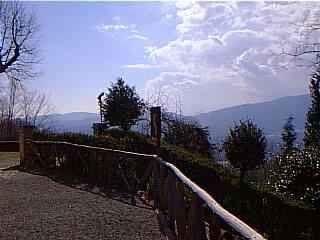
[[18, 132, 266, 240], [0, 119, 22, 141], [0, 141, 19, 152]]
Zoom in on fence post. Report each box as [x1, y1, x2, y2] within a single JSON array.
[[176, 180, 186, 240], [152, 160, 160, 209], [167, 170, 176, 232], [150, 106, 161, 149], [19, 125, 34, 168], [159, 164, 168, 211], [188, 194, 207, 240]]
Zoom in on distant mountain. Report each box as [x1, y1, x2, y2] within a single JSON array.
[[193, 94, 310, 145], [42, 112, 99, 134], [42, 94, 310, 146]]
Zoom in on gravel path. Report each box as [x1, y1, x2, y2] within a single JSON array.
[[0, 160, 166, 240]]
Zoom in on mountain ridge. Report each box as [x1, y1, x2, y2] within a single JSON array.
[[44, 94, 310, 144]]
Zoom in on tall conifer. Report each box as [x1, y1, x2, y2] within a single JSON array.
[[304, 68, 320, 147]]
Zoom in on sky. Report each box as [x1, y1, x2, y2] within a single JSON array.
[[24, 1, 320, 116]]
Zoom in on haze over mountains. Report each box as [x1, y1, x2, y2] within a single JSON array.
[[44, 94, 309, 144], [196, 94, 309, 144], [44, 112, 99, 134]]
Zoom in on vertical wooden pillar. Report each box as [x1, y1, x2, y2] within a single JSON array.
[[167, 170, 176, 232], [159, 164, 168, 211], [152, 160, 160, 209], [188, 194, 207, 240], [150, 106, 161, 149], [176, 180, 186, 240], [19, 125, 34, 168]]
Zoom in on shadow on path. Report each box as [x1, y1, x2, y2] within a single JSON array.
[[14, 166, 153, 211]]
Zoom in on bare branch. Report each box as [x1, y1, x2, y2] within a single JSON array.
[[0, 1, 39, 80]]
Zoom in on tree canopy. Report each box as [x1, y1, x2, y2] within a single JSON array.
[[102, 78, 145, 131], [162, 113, 213, 157], [304, 68, 320, 147], [224, 120, 266, 183], [281, 116, 297, 152]]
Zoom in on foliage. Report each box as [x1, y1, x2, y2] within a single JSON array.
[[304, 68, 320, 147], [162, 113, 213, 157], [102, 78, 145, 131], [224, 120, 267, 183], [160, 144, 319, 240], [268, 147, 320, 208], [32, 129, 156, 154], [32, 128, 319, 239], [281, 116, 297, 152]]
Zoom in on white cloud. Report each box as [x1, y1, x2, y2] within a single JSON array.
[[123, 64, 158, 69], [144, 2, 320, 115], [112, 16, 121, 22], [97, 22, 138, 33], [164, 13, 173, 21], [128, 34, 148, 41], [97, 24, 129, 32]]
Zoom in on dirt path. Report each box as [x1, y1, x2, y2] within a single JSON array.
[[0, 157, 166, 240], [0, 152, 19, 169]]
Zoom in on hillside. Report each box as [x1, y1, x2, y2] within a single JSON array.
[[43, 94, 310, 144], [42, 112, 99, 134], [194, 94, 309, 143]]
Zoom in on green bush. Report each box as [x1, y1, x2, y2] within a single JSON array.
[[224, 120, 267, 183], [161, 144, 319, 239], [268, 148, 320, 208], [32, 129, 156, 154], [32, 129, 319, 239]]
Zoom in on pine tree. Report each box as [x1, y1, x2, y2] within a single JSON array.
[[304, 68, 320, 147], [224, 120, 267, 184], [281, 116, 296, 152], [102, 78, 145, 131]]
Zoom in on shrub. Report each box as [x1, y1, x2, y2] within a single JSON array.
[[102, 78, 145, 131], [224, 120, 267, 183], [162, 113, 213, 157], [269, 147, 320, 208]]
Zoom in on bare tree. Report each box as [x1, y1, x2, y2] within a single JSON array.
[[283, 13, 320, 67], [0, 1, 39, 80], [0, 76, 20, 139], [17, 87, 53, 127], [143, 85, 184, 135]]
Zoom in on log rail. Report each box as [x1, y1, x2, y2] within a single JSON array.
[[21, 140, 266, 240]]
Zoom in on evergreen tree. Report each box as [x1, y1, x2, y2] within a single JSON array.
[[102, 78, 145, 131], [224, 120, 266, 184], [281, 116, 297, 152], [162, 114, 213, 157], [304, 68, 320, 147]]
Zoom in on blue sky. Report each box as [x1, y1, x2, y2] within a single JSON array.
[[25, 2, 320, 115], [28, 2, 176, 114]]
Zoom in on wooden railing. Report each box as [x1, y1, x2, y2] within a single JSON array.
[[21, 140, 266, 240], [0, 141, 19, 152]]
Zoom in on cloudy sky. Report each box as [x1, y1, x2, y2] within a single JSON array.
[[27, 1, 320, 115]]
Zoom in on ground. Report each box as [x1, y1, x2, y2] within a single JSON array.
[[0, 153, 166, 240], [0, 152, 19, 169]]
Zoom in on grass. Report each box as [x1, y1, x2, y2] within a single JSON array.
[[0, 152, 20, 169]]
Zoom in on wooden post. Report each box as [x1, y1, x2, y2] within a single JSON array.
[[150, 106, 161, 149], [152, 160, 160, 209], [159, 164, 168, 211], [19, 125, 34, 168], [209, 214, 222, 240], [167, 170, 176, 232], [175, 180, 186, 240], [188, 194, 207, 240]]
